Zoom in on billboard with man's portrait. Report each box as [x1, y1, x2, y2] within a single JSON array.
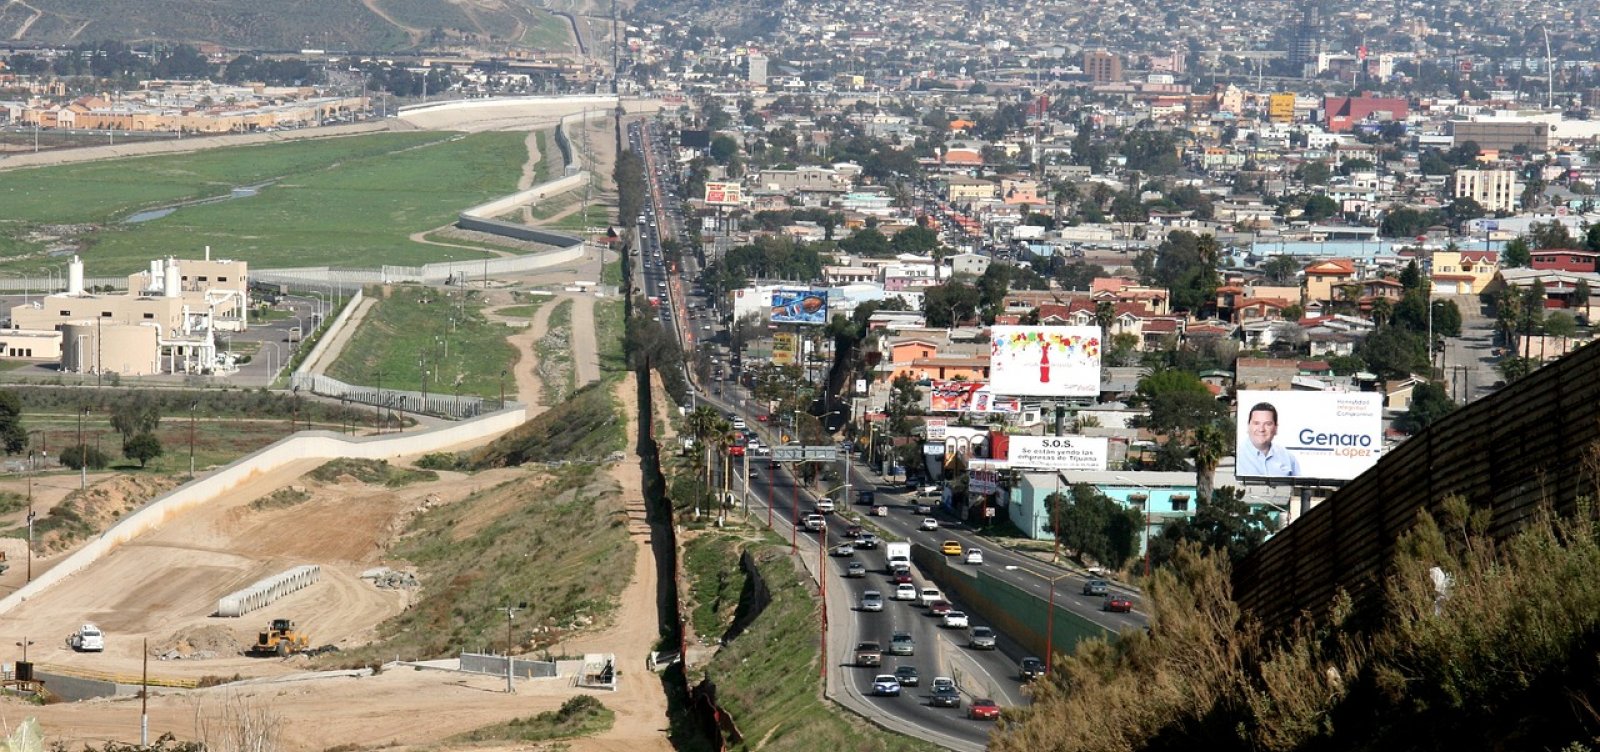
[[1234, 391, 1385, 481]]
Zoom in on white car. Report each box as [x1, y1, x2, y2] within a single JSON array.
[[893, 583, 918, 601], [920, 518, 939, 531], [942, 611, 970, 629], [964, 548, 984, 565], [918, 587, 943, 608]]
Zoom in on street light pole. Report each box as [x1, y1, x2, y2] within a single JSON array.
[[77, 405, 87, 490], [188, 402, 198, 476]]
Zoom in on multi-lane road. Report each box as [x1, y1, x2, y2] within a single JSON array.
[[627, 118, 1145, 750]]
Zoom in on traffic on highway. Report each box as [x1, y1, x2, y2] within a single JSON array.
[[626, 118, 1146, 750]]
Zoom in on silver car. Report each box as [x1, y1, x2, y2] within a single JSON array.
[[968, 626, 997, 650], [860, 590, 884, 612]]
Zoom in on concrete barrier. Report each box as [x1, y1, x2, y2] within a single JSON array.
[[0, 405, 527, 617]]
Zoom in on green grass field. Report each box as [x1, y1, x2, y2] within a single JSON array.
[[325, 285, 518, 402], [522, 11, 576, 51], [0, 131, 532, 275]]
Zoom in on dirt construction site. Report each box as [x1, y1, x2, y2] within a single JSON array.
[[0, 101, 674, 752]]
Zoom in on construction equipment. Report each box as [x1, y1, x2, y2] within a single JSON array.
[[247, 618, 310, 657]]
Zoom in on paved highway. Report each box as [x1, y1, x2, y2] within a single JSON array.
[[628, 116, 1147, 750]]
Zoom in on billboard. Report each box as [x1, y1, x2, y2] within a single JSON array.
[[1234, 391, 1385, 481], [704, 181, 743, 205], [770, 288, 828, 325], [929, 380, 1022, 413], [1007, 436, 1109, 471], [924, 418, 948, 441], [989, 326, 1102, 397], [772, 332, 798, 366]]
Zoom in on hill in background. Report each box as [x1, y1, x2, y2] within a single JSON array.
[[0, 0, 569, 52]]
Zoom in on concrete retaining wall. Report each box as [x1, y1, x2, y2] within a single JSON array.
[[0, 405, 527, 617], [459, 652, 560, 679], [34, 671, 126, 702], [462, 172, 588, 220], [293, 288, 364, 378], [397, 96, 619, 119]]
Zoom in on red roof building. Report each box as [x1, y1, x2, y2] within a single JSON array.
[[1322, 95, 1409, 133]]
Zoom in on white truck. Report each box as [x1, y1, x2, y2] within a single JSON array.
[[885, 542, 912, 572], [68, 624, 105, 652]]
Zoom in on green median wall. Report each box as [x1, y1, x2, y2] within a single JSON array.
[[911, 544, 1111, 660]]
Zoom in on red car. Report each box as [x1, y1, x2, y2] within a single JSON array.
[[893, 570, 915, 585], [756, 414, 769, 422], [968, 699, 1001, 720], [728, 445, 745, 457], [1103, 594, 1135, 613], [927, 600, 954, 616]]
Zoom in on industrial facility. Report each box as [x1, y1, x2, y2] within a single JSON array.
[[3, 252, 249, 376]]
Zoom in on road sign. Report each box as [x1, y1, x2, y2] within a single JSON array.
[[772, 445, 840, 462]]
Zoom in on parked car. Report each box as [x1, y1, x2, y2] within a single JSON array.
[[893, 665, 920, 687], [830, 543, 855, 557], [1104, 593, 1135, 613], [860, 590, 884, 612], [968, 626, 997, 650], [942, 611, 970, 629], [1082, 579, 1109, 596], [854, 641, 883, 667], [893, 583, 918, 601], [1019, 657, 1047, 681], [968, 698, 1002, 720], [920, 518, 939, 531], [940, 540, 963, 556], [845, 561, 867, 578], [889, 631, 916, 656], [964, 548, 984, 565], [871, 674, 901, 697]]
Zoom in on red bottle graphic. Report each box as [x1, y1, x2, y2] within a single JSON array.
[[1039, 343, 1051, 384]]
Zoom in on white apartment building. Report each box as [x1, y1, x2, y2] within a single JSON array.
[[1454, 168, 1520, 213]]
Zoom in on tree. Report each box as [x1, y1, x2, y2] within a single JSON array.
[[1134, 369, 1225, 435], [1432, 299, 1463, 338], [1446, 197, 1486, 229], [1394, 381, 1455, 434], [1359, 326, 1429, 378], [1262, 255, 1302, 285], [1398, 260, 1422, 290], [0, 390, 25, 454], [922, 282, 984, 327], [1191, 423, 1230, 505], [1301, 194, 1339, 221], [110, 393, 161, 448], [1049, 484, 1143, 570], [1146, 487, 1272, 568], [124, 431, 163, 468], [1529, 220, 1575, 249], [890, 225, 940, 254], [1587, 224, 1600, 253], [60, 443, 111, 470], [837, 227, 891, 257], [1299, 160, 1331, 185], [886, 374, 924, 436], [1502, 236, 1532, 268]]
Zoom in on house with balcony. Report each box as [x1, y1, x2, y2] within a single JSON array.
[[1430, 248, 1500, 295], [1303, 258, 1358, 304]]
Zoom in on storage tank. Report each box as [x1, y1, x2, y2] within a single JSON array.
[[164, 257, 180, 298], [60, 322, 160, 375]]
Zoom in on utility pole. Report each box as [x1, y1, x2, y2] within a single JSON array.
[[502, 605, 520, 693]]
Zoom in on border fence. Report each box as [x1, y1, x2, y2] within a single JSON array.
[[1233, 342, 1600, 634]]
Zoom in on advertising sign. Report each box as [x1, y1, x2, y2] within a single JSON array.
[[1007, 436, 1109, 471], [969, 468, 1004, 495], [772, 332, 798, 366], [989, 326, 1102, 397], [770, 288, 829, 325], [924, 418, 948, 441], [929, 380, 1023, 413], [773, 445, 840, 462], [704, 181, 743, 205], [1234, 391, 1384, 481]]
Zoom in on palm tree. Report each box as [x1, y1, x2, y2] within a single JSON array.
[[1192, 422, 1229, 504], [685, 407, 729, 515]]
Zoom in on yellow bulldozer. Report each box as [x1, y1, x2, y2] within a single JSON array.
[[248, 618, 311, 657]]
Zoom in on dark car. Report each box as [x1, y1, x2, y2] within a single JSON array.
[[1019, 657, 1046, 681], [858, 490, 877, 505], [1104, 593, 1135, 613], [893, 665, 920, 687], [1082, 579, 1109, 596], [930, 686, 961, 708]]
